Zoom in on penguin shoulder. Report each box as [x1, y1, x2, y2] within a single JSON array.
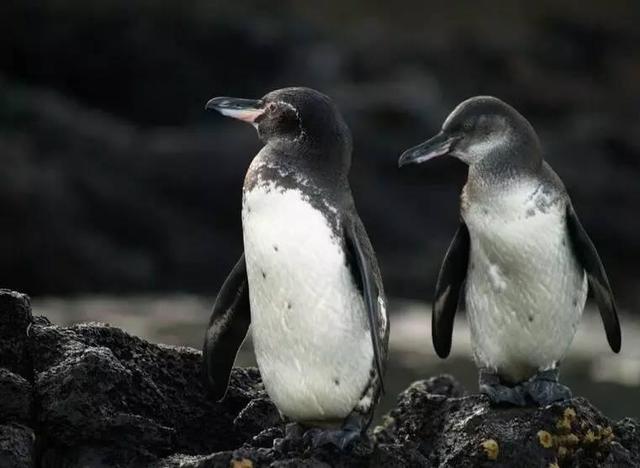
[[462, 175, 567, 232]]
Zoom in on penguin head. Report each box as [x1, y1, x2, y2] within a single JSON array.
[[398, 96, 541, 174], [206, 87, 352, 169]]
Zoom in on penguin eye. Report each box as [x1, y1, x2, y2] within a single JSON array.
[[265, 102, 279, 114], [262, 101, 300, 138], [462, 121, 474, 132], [265, 102, 295, 122]]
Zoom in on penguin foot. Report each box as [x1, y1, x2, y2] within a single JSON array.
[[480, 382, 527, 406], [272, 422, 305, 453], [479, 369, 527, 406], [525, 369, 572, 406], [303, 427, 365, 450]]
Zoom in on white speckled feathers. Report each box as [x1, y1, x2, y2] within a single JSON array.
[[241, 167, 382, 424], [463, 179, 587, 382]]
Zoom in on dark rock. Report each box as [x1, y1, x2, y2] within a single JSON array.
[[29, 319, 270, 465], [153, 451, 234, 468], [0, 368, 32, 424], [233, 398, 282, 437], [0, 423, 35, 468], [377, 379, 640, 468], [373, 375, 464, 446], [251, 427, 284, 448], [0, 291, 35, 466], [0, 290, 32, 378], [615, 418, 640, 459], [369, 442, 430, 468], [0, 290, 636, 466]]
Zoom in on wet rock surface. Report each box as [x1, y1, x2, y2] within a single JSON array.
[[0, 289, 637, 467]]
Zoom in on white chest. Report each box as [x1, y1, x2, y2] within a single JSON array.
[[241, 182, 373, 423], [462, 183, 587, 381]]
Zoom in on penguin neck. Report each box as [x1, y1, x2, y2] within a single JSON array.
[[267, 139, 350, 182], [245, 142, 350, 195], [467, 138, 542, 189], [465, 157, 542, 209]]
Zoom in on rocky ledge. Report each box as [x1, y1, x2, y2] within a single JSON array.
[[0, 289, 637, 467]]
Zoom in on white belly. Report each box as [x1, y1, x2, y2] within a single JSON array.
[[242, 182, 373, 424], [464, 186, 587, 382]]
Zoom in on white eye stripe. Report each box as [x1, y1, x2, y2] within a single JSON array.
[[266, 100, 305, 141], [273, 100, 298, 116]]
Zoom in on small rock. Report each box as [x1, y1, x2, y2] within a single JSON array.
[[0, 423, 35, 468], [0, 290, 33, 378], [233, 397, 282, 438], [0, 368, 32, 424], [28, 314, 268, 464]]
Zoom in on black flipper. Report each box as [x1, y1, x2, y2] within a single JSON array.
[[432, 221, 470, 358], [202, 254, 251, 401], [344, 220, 386, 394], [566, 204, 621, 353]]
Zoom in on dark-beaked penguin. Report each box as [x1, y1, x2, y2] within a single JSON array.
[[202, 87, 388, 447], [399, 96, 621, 406]]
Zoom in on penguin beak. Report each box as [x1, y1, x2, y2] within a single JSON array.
[[205, 97, 264, 124], [398, 132, 460, 167]]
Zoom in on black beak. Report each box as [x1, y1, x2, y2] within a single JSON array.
[[398, 132, 460, 167], [205, 97, 264, 123]]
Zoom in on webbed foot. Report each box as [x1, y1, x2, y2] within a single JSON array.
[[525, 369, 572, 405], [301, 412, 369, 450], [479, 369, 527, 406]]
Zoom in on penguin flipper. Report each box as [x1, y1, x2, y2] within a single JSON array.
[[566, 204, 621, 353], [202, 254, 251, 401], [344, 219, 386, 394], [433, 221, 470, 358]]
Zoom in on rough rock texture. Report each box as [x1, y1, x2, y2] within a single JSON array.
[[0, 424, 35, 468], [0, 290, 33, 378], [0, 290, 35, 467], [375, 378, 640, 467], [0, 289, 638, 467], [31, 323, 272, 466]]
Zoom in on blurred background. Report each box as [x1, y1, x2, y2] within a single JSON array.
[[2, 1, 639, 420]]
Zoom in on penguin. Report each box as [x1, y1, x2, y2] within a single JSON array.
[[398, 96, 621, 406], [202, 87, 388, 446]]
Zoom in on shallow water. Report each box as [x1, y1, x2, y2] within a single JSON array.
[[33, 295, 640, 422]]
